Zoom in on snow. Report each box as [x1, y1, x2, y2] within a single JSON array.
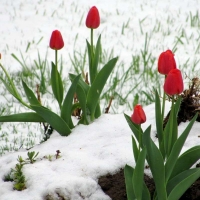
[[0, 0, 200, 199]]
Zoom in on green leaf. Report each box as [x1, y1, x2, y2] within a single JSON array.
[[142, 183, 151, 200], [165, 113, 198, 182], [164, 97, 182, 158], [87, 57, 118, 120], [133, 147, 147, 200], [132, 136, 139, 163], [124, 165, 136, 200], [124, 113, 140, 143], [174, 96, 182, 116], [0, 112, 45, 122], [31, 105, 71, 136], [170, 145, 200, 178], [94, 102, 101, 119], [22, 80, 41, 106], [69, 73, 90, 125], [69, 73, 90, 94], [61, 74, 80, 129], [155, 89, 164, 157], [167, 168, 200, 200], [86, 40, 93, 83], [143, 125, 167, 200], [0, 77, 14, 96], [0, 77, 19, 100], [93, 35, 101, 80], [170, 97, 181, 150], [76, 84, 89, 125], [51, 62, 63, 108]]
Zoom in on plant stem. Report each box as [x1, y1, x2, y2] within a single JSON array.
[[138, 125, 142, 152], [90, 28, 94, 83], [168, 95, 174, 157], [91, 28, 94, 60], [161, 75, 167, 121], [55, 50, 58, 69], [0, 63, 30, 109]]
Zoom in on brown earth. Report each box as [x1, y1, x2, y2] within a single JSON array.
[[98, 168, 200, 200]]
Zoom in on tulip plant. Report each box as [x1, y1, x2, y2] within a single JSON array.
[[0, 6, 118, 135], [124, 50, 200, 200], [69, 6, 118, 124], [0, 30, 80, 136]]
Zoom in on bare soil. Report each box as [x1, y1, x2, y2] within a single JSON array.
[[98, 168, 200, 200]]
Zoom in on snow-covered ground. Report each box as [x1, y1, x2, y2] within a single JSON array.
[[0, 0, 200, 199], [0, 102, 199, 200]]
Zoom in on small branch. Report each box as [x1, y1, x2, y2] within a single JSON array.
[[85, 72, 90, 85], [36, 84, 42, 104], [55, 150, 61, 159], [105, 96, 114, 113]]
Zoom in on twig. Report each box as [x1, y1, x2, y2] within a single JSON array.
[[105, 96, 114, 113]]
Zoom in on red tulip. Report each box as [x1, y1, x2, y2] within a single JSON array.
[[158, 50, 176, 75], [86, 6, 100, 29], [164, 69, 184, 95], [131, 105, 146, 124], [49, 30, 64, 50]]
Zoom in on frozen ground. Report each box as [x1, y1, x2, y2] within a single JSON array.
[[0, 0, 200, 199]]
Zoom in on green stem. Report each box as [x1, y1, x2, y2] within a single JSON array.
[[138, 125, 142, 152], [55, 50, 62, 110], [161, 75, 167, 121], [91, 28, 94, 60], [55, 50, 58, 70], [0, 63, 31, 109], [168, 95, 174, 157], [90, 28, 94, 84]]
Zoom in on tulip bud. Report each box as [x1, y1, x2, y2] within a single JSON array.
[[86, 6, 100, 29], [49, 30, 64, 50], [131, 104, 146, 124], [158, 50, 176, 75], [164, 69, 184, 95]]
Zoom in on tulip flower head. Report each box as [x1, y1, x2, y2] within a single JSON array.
[[49, 30, 64, 50], [164, 69, 184, 96], [86, 6, 100, 29], [131, 104, 146, 125], [158, 50, 176, 75]]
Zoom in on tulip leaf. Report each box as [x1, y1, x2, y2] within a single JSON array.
[[51, 62, 63, 108], [124, 113, 140, 142], [167, 168, 200, 200], [86, 57, 118, 120], [61, 74, 80, 129], [0, 112, 45, 122], [124, 165, 136, 200], [69, 73, 90, 125], [170, 145, 200, 178], [69, 73, 90, 94], [86, 40, 93, 84], [22, 80, 41, 106], [94, 102, 101, 119], [170, 97, 181, 152], [163, 114, 170, 157], [143, 125, 167, 200], [154, 89, 165, 157], [93, 35, 101, 81], [165, 113, 198, 182], [132, 135, 139, 163], [71, 102, 80, 113], [31, 105, 71, 136], [133, 147, 147, 200], [0, 77, 20, 100]]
